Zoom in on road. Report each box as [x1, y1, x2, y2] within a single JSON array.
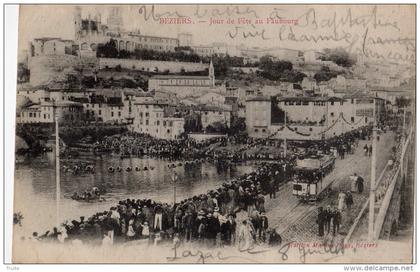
[[263, 131, 396, 243]]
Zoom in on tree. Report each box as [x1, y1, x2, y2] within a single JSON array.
[[314, 67, 339, 82], [321, 48, 356, 67], [96, 39, 118, 58], [206, 121, 228, 134], [271, 97, 286, 123], [229, 117, 246, 134], [258, 56, 293, 81], [17, 63, 30, 82], [81, 76, 96, 88]]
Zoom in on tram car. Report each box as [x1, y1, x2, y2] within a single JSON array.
[[292, 154, 335, 202]]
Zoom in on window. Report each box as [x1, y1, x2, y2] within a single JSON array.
[[351, 117, 354, 122], [163, 121, 166, 126], [146, 120, 149, 125], [111, 112, 114, 117], [99, 110, 101, 115], [169, 121, 173, 127], [262, 129, 266, 132], [44, 114, 46, 119], [157, 120, 160, 126], [254, 129, 259, 132], [29, 112, 33, 117], [330, 112, 334, 117], [140, 112, 143, 117], [309, 127, 313, 131], [145, 112, 149, 117], [167, 129, 171, 134], [331, 101, 335, 105], [118, 111, 121, 117]]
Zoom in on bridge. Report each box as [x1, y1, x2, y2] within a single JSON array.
[[345, 121, 414, 244]]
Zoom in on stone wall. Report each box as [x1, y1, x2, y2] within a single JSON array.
[[187, 133, 227, 142], [98, 58, 207, 73], [28, 55, 98, 86]]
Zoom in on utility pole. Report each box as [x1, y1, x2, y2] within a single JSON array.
[[368, 98, 377, 241], [283, 113, 287, 158], [403, 106, 407, 133], [54, 104, 61, 228]]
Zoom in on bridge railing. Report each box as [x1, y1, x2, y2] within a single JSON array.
[[344, 125, 414, 243], [374, 125, 413, 240]]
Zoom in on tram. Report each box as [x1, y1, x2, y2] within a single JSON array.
[[292, 154, 335, 202]]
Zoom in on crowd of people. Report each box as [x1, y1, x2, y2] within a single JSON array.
[[34, 161, 290, 248], [35, 125, 380, 248], [93, 132, 294, 163]]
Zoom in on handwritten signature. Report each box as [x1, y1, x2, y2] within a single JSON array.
[[166, 237, 348, 263]]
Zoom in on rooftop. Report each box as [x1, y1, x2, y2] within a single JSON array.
[[197, 104, 232, 112], [151, 75, 210, 80], [245, 96, 271, 102], [277, 96, 345, 102]]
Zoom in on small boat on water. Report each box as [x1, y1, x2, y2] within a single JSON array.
[[70, 187, 106, 203]]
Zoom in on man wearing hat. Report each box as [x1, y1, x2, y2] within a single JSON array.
[[259, 212, 269, 242], [206, 212, 220, 247]]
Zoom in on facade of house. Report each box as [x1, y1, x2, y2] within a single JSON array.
[[148, 61, 215, 97], [131, 99, 185, 139], [245, 94, 384, 140], [197, 105, 232, 129], [245, 96, 272, 138], [18, 100, 84, 124]]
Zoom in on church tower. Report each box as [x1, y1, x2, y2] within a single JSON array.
[[73, 6, 82, 40], [209, 60, 215, 87], [107, 6, 123, 32]]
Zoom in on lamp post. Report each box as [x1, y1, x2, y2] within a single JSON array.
[[283, 112, 287, 158], [368, 99, 377, 241], [54, 103, 61, 228], [168, 164, 178, 205]]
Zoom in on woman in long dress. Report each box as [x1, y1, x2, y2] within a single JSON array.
[[238, 220, 254, 250], [337, 191, 346, 211]]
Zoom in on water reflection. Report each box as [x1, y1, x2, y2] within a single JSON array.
[[14, 153, 255, 235]]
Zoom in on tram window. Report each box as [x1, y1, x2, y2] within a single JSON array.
[[293, 184, 302, 191]]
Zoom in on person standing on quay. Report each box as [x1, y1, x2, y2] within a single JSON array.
[[332, 208, 342, 236], [356, 174, 365, 193], [345, 191, 354, 211], [324, 206, 333, 234], [337, 191, 346, 212], [317, 207, 325, 237]]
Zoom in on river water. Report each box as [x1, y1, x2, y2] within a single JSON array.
[[13, 152, 255, 236]]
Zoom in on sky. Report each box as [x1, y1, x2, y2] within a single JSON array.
[[18, 4, 415, 64]]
